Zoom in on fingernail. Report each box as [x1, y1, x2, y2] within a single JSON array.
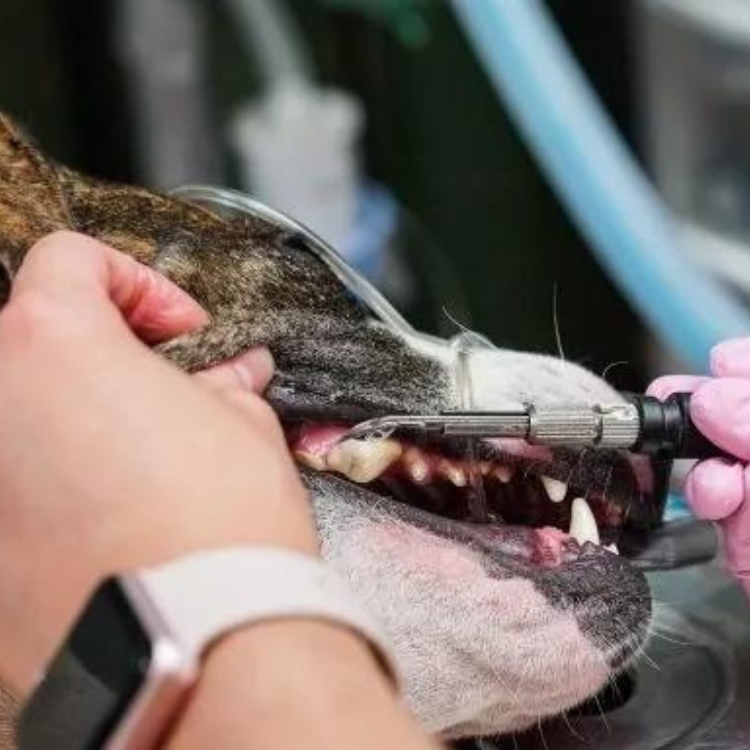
[[232, 347, 274, 392]]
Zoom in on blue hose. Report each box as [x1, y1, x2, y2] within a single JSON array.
[[451, 0, 750, 371]]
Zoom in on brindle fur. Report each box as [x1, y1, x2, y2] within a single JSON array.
[[0, 115, 449, 418]]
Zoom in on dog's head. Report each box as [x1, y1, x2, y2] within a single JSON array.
[[0, 116, 652, 740]]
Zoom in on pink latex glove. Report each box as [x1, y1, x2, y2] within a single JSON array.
[[649, 337, 750, 601]]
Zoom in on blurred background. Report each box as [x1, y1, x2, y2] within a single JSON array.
[[8, 4, 750, 749], [4, 0, 750, 393]]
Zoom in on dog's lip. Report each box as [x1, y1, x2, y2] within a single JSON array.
[[301, 467, 589, 569]]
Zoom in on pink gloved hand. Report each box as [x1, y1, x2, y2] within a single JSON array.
[[648, 338, 750, 601]]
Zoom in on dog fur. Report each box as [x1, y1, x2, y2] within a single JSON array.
[[0, 115, 651, 745]]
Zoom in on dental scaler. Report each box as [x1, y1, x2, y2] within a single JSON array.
[[347, 392, 730, 461]]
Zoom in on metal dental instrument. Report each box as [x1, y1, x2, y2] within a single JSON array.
[[346, 392, 733, 460]]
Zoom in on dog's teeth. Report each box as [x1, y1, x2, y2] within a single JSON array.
[[440, 461, 467, 487], [326, 438, 402, 483], [569, 497, 600, 546], [404, 449, 429, 484], [605, 543, 619, 556], [494, 465, 514, 483], [541, 475, 567, 503], [293, 450, 326, 471]]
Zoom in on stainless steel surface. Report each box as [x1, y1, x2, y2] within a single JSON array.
[[347, 404, 641, 449], [479, 559, 750, 749], [527, 403, 640, 448], [345, 413, 531, 441]]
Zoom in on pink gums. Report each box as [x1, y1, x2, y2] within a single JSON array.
[[488, 438, 553, 463], [292, 423, 349, 455], [532, 527, 574, 568]]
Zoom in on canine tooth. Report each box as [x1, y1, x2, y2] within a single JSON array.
[[293, 450, 326, 471], [605, 543, 619, 556], [326, 439, 402, 483], [494, 465, 514, 483], [440, 461, 467, 487], [541, 475, 567, 503], [569, 497, 600, 546]]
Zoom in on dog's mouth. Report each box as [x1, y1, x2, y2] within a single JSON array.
[[285, 420, 655, 566]]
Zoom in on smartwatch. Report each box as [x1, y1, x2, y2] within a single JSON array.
[[17, 547, 396, 749]]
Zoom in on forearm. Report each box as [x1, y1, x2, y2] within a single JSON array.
[[166, 620, 439, 750]]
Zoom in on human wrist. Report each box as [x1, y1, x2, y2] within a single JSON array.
[[10, 494, 318, 696], [166, 619, 416, 750]]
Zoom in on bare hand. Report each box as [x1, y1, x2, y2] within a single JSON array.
[[0, 231, 317, 692]]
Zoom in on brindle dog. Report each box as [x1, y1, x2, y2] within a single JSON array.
[[0, 115, 651, 745]]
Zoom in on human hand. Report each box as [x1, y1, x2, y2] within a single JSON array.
[[649, 338, 750, 599], [0, 231, 317, 693]]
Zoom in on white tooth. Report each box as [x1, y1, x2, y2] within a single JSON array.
[[293, 450, 326, 471], [494, 465, 514, 483], [541, 475, 567, 503], [605, 543, 619, 556], [441, 461, 467, 487], [569, 497, 600, 546], [326, 439, 402, 483]]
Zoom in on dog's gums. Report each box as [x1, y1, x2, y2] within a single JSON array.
[[0, 114, 652, 743]]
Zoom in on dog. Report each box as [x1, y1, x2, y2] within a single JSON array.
[[0, 114, 652, 744]]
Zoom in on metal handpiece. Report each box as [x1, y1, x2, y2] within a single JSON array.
[[347, 403, 641, 449], [345, 393, 735, 460]]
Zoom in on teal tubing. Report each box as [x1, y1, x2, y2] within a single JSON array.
[[452, 0, 750, 371]]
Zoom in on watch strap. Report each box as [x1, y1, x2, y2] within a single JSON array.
[[124, 547, 398, 684]]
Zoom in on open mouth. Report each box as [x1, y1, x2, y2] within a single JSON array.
[[285, 420, 655, 563]]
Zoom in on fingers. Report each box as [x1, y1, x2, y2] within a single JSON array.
[[195, 347, 283, 441], [723, 469, 750, 577], [646, 375, 710, 400], [690, 378, 750, 460], [710, 338, 750, 377], [684, 459, 744, 520], [195, 348, 274, 396], [11, 231, 208, 344]]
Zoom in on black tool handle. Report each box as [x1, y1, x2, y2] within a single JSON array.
[[630, 392, 736, 460]]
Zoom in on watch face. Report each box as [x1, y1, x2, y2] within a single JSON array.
[[17, 580, 152, 749]]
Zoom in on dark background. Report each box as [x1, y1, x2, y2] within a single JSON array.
[[0, 0, 648, 389]]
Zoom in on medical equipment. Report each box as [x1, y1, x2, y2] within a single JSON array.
[[345, 392, 730, 460]]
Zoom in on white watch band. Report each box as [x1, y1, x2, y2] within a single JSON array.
[[123, 547, 397, 684]]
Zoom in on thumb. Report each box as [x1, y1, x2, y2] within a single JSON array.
[[194, 348, 275, 396]]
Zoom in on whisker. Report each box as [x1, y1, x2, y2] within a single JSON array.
[[601, 359, 630, 383], [560, 711, 586, 742], [593, 693, 611, 734], [537, 717, 551, 750], [647, 629, 691, 647], [552, 283, 566, 363]]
